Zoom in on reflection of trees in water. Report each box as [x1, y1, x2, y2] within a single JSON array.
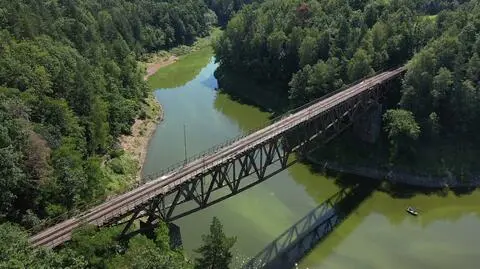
[[295, 181, 480, 268], [289, 156, 480, 231], [214, 66, 289, 113], [213, 90, 271, 132], [370, 185, 480, 227], [333, 174, 480, 227], [211, 62, 480, 266]]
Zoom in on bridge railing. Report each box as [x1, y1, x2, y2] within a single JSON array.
[[139, 66, 401, 184], [28, 66, 404, 235], [274, 66, 403, 120]]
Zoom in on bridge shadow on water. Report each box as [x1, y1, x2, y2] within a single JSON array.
[[241, 185, 374, 269]]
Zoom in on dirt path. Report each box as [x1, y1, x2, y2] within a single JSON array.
[[143, 56, 178, 80]]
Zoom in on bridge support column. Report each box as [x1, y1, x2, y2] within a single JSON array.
[[353, 103, 382, 144], [139, 220, 155, 239], [168, 223, 183, 249], [296, 150, 307, 162]]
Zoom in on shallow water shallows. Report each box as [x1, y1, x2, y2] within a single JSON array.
[[143, 57, 480, 269]]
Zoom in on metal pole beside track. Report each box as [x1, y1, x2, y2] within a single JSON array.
[[183, 124, 188, 164]]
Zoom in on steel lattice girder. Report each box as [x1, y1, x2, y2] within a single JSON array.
[[110, 136, 292, 230], [111, 83, 389, 234], [284, 83, 386, 153]]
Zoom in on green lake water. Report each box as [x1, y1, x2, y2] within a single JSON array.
[[143, 55, 480, 269]]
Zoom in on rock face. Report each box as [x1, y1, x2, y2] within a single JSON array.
[[354, 103, 382, 144]]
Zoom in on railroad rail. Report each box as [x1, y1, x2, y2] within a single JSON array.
[[30, 67, 406, 248]]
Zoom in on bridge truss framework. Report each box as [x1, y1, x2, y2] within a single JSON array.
[[30, 68, 405, 248], [112, 81, 392, 236]]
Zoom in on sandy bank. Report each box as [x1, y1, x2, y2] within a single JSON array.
[[118, 96, 162, 181], [144, 56, 178, 80], [118, 56, 179, 181]]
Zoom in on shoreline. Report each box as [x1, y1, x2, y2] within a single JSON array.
[[118, 55, 179, 181], [143, 55, 179, 80], [212, 66, 480, 189], [118, 95, 163, 181], [121, 29, 219, 181], [306, 155, 480, 189]]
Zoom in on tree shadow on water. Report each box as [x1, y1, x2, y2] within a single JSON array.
[[213, 66, 289, 113], [304, 162, 381, 190], [217, 90, 274, 113], [451, 186, 477, 196], [381, 183, 445, 199], [380, 181, 477, 199]]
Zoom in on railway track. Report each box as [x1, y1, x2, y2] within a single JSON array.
[[29, 67, 405, 248]]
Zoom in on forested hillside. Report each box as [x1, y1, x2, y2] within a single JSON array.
[[204, 0, 259, 26], [1, 0, 478, 267], [0, 0, 213, 227], [215, 0, 447, 106], [0, 0, 231, 267], [395, 0, 480, 167], [1, 221, 193, 268], [400, 0, 480, 138], [215, 0, 479, 173]]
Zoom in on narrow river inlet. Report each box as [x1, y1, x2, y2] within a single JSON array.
[[143, 57, 480, 269]]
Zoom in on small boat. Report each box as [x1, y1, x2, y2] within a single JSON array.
[[406, 207, 419, 216]]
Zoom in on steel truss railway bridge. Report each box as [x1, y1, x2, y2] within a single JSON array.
[[30, 67, 406, 248]]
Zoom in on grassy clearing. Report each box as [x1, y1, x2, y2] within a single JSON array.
[[424, 14, 438, 21]]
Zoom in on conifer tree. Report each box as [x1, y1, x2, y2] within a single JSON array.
[[194, 217, 236, 269]]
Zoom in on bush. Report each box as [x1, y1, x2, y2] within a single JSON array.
[[109, 158, 125, 175], [109, 148, 125, 159], [138, 110, 147, 120]]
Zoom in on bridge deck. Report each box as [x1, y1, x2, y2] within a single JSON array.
[[29, 67, 406, 248]]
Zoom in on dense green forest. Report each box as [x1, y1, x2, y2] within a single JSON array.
[[215, 0, 480, 174], [398, 1, 480, 160], [1, 0, 479, 267], [0, 0, 242, 267], [204, 0, 259, 26], [0, 0, 213, 226], [1, 217, 235, 268], [215, 0, 447, 105]]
